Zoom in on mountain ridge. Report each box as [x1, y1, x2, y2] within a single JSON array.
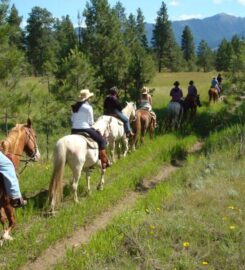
[[146, 13, 245, 49]]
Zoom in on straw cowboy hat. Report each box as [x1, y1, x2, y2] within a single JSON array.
[[78, 89, 94, 101], [142, 86, 149, 94]]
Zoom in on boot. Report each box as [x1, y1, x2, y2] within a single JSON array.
[[99, 149, 110, 169]]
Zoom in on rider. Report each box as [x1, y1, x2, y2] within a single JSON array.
[[71, 89, 110, 169], [186, 80, 201, 107], [211, 76, 221, 96], [138, 86, 157, 128], [217, 73, 223, 92], [170, 81, 184, 106], [103, 86, 134, 137], [0, 151, 27, 208]]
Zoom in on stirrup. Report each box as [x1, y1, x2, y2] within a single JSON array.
[[10, 198, 27, 208]]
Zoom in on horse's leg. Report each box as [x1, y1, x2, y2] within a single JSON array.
[[71, 165, 83, 203], [109, 140, 116, 163], [2, 204, 15, 240], [97, 168, 105, 191], [122, 137, 129, 157], [85, 169, 91, 195]]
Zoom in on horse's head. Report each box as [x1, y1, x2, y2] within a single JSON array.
[[23, 119, 40, 161], [123, 102, 136, 120]]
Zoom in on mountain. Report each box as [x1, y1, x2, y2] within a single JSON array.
[[146, 13, 245, 49]]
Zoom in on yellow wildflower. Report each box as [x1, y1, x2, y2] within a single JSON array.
[[228, 206, 235, 210], [183, 242, 190, 248], [150, 225, 155, 230], [156, 207, 161, 211], [229, 225, 236, 230], [145, 208, 150, 214], [202, 261, 209, 265]]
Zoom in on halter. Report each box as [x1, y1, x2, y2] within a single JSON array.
[[1, 125, 38, 175]]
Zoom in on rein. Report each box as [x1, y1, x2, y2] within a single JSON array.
[[1, 126, 37, 175]]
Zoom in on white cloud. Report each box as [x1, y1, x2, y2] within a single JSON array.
[[237, 0, 245, 5], [175, 14, 203, 21], [169, 0, 180, 6], [213, 0, 224, 4]]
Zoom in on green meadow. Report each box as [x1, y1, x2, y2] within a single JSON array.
[[0, 72, 244, 270]]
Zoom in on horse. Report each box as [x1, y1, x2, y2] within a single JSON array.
[[0, 119, 40, 241], [184, 95, 202, 120], [209, 87, 219, 103], [93, 101, 136, 162], [165, 101, 184, 131], [131, 109, 156, 150]]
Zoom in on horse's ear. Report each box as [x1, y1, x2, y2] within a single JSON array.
[[27, 118, 32, 127]]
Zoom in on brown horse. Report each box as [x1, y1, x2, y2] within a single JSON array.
[[184, 94, 202, 119], [0, 119, 40, 241], [209, 88, 219, 103], [131, 109, 155, 150]]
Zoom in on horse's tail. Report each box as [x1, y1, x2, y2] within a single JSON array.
[[49, 139, 66, 212], [132, 111, 141, 147]]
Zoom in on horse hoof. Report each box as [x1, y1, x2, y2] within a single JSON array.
[[97, 184, 103, 191], [2, 232, 13, 241]]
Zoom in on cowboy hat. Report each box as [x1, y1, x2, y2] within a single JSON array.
[[78, 89, 94, 101], [173, 81, 180, 86], [142, 86, 149, 94]]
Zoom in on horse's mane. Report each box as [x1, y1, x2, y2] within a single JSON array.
[[1, 124, 26, 151]]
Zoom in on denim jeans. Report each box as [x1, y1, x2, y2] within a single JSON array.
[[0, 152, 21, 199], [114, 109, 132, 133]]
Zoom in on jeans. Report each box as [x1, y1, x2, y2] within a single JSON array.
[[0, 152, 21, 199], [114, 109, 132, 133], [71, 128, 106, 150]]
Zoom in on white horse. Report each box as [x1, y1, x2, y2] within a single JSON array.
[[93, 101, 136, 163], [49, 135, 104, 214], [165, 102, 184, 130]]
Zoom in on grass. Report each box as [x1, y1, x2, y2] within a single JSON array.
[[53, 124, 245, 270], [0, 133, 197, 270], [0, 71, 242, 269]]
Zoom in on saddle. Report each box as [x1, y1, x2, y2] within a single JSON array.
[[75, 132, 98, 149], [107, 114, 124, 126]]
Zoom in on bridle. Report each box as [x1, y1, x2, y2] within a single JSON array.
[[1, 126, 38, 175], [18, 127, 38, 175]]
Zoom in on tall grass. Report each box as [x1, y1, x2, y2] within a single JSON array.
[[53, 126, 245, 270]]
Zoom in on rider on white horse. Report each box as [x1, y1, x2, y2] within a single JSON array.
[[71, 89, 110, 169], [103, 87, 134, 137], [170, 81, 184, 109]]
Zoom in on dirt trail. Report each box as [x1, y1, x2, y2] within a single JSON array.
[[20, 142, 203, 270]]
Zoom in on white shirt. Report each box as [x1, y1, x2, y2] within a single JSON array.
[[71, 101, 94, 129]]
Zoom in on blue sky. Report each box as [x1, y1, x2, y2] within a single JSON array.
[[9, 0, 245, 26]]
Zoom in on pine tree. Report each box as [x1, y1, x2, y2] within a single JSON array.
[[136, 8, 148, 50], [216, 39, 233, 71], [52, 47, 96, 103], [83, 0, 129, 91], [181, 25, 195, 62], [151, 1, 175, 72], [54, 15, 77, 64], [197, 40, 214, 72], [0, 0, 24, 132], [25, 6, 57, 75], [7, 4, 24, 50]]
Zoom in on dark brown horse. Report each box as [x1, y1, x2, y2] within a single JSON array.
[[0, 119, 40, 241], [209, 88, 219, 103], [131, 109, 155, 150], [184, 94, 202, 119]]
